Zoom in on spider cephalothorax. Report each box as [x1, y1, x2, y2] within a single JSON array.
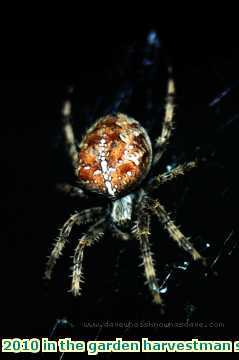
[[45, 32, 206, 305]]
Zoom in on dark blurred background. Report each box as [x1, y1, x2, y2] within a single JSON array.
[[1, 21, 239, 357]]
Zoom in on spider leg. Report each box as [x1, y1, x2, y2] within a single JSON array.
[[148, 198, 205, 264], [153, 69, 176, 165], [56, 182, 88, 199], [61, 87, 78, 170], [132, 210, 162, 305], [45, 207, 103, 279], [71, 218, 106, 296], [146, 160, 198, 191]]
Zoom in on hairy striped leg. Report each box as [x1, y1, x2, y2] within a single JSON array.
[[132, 212, 162, 304], [61, 88, 79, 170], [149, 199, 205, 263], [147, 160, 198, 191], [45, 207, 103, 279], [71, 218, 106, 296], [153, 70, 176, 165]]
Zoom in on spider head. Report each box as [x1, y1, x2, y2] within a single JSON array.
[[77, 113, 152, 198]]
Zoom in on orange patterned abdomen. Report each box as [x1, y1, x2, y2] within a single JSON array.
[[77, 113, 152, 197]]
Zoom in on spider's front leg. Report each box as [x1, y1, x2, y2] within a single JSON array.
[[71, 218, 106, 296], [132, 208, 162, 305], [153, 69, 176, 165], [45, 207, 103, 280], [148, 199, 206, 264]]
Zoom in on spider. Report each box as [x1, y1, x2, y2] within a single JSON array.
[[45, 34, 206, 306]]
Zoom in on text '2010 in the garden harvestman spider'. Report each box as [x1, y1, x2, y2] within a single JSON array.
[[45, 33, 206, 306]]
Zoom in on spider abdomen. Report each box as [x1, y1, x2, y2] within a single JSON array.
[[77, 113, 152, 198]]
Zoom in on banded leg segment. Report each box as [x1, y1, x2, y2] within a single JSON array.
[[61, 88, 78, 169], [71, 218, 105, 296], [45, 207, 103, 279], [149, 199, 203, 262], [132, 213, 162, 304], [147, 160, 198, 191], [153, 70, 176, 165]]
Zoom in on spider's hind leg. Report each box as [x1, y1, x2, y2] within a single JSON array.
[[71, 218, 106, 296], [153, 69, 176, 165], [61, 87, 79, 171], [147, 160, 198, 191], [45, 207, 103, 280]]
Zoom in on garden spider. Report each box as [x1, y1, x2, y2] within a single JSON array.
[[45, 34, 206, 306]]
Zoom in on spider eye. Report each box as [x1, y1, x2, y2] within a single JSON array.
[[77, 113, 152, 197]]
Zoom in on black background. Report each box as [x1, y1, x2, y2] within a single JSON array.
[[1, 19, 239, 357]]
